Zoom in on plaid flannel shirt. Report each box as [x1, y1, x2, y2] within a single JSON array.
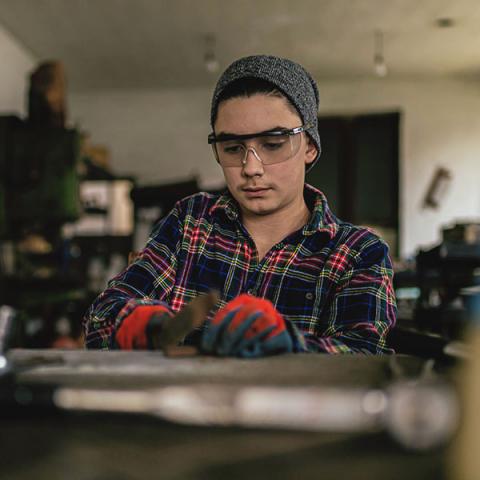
[[83, 184, 396, 353]]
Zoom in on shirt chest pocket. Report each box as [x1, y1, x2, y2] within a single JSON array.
[[271, 274, 328, 330]]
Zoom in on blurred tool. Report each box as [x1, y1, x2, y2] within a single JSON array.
[[423, 167, 452, 209], [53, 376, 457, 451]]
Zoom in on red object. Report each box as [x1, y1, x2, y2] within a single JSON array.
[[212, 294, 286, 341], [115, 305, 172, 350]]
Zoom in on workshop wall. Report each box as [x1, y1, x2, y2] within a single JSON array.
[[0, 24, 35, 115], [70, 78, 480, 259], [70, 88, 225, 190], [320, 78, 480, 260]]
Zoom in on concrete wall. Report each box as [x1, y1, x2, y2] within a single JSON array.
[[70, 78, 480, 259], [0, 23, 35, 115]]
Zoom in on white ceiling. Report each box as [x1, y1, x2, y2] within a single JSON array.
[[0, 0, 479, 91]]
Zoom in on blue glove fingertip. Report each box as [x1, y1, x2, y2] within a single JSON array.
[[217, 311, 262, 356], [201, 307, 239, 353]]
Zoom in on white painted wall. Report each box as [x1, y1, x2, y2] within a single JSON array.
[[70, 78, 480, 259], [70, 88, 225, 190], [0, 23, 35, 115]]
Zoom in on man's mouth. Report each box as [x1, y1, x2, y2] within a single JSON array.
[[242, 186, 271, 197]]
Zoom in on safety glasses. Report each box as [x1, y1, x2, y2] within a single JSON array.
[[208, 125, 311, 167]]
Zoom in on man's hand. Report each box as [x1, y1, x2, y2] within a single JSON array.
[[113, 292, 219, 351], [201, 294, 293, 357], [114, 304, 173, 350]]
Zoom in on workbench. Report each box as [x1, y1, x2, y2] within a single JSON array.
[[1, 350, 448, 480]]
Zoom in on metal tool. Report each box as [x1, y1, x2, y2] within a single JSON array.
[[149, 291, 219, 354]]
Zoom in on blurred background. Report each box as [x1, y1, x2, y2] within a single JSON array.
[[1, 0, 480, 350]]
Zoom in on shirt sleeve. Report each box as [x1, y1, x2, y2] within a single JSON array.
[[82, 204, 182, 349], [291, 237, 397, 354]]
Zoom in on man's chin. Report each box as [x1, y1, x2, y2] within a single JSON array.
[[240, 201, 276, 217]]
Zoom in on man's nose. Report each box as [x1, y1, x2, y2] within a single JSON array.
[[242, 147, 264, 177]]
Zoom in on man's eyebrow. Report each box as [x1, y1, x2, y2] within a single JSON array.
[[216, 126, 289, 136]]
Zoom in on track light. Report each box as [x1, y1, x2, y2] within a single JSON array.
[[373, 30, 388, 77], [204, 34, 220, 73]]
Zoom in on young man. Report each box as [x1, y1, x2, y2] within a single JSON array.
[[83, 55, 396, 355]]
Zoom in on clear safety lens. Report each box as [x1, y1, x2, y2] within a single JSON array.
[[213, 133, 302, 167]]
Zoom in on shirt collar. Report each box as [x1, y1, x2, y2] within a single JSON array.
[[302, 183, 339, 239], [209, 190, 240, 221], [209, 184, 339, 239]]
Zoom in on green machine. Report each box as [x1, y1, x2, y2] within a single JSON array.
[[0, 115, 84, 347]]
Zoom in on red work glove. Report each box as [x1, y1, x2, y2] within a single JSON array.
[[114, 304, 173, 350], [201, 294, 293, 357]]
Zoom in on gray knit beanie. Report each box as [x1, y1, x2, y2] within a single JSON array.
[[210, 55, 321, 171]]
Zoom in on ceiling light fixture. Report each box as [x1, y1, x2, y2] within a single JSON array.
[[373, 30, 388, 78], [204, 34, 220, 73]]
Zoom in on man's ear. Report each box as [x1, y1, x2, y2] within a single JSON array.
[[304, 136, 318, 166]]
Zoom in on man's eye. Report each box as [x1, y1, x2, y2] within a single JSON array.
[[262, 141, 285, 151], [222, 144, 243, 155]]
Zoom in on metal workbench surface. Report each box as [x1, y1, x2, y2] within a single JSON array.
[[0, 350, 448, 480], [7, 348, 425, 388]]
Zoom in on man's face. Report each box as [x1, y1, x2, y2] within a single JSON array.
[[214, 94, 317, 219]]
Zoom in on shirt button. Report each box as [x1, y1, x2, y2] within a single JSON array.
[[305, 292, 314, 300]]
